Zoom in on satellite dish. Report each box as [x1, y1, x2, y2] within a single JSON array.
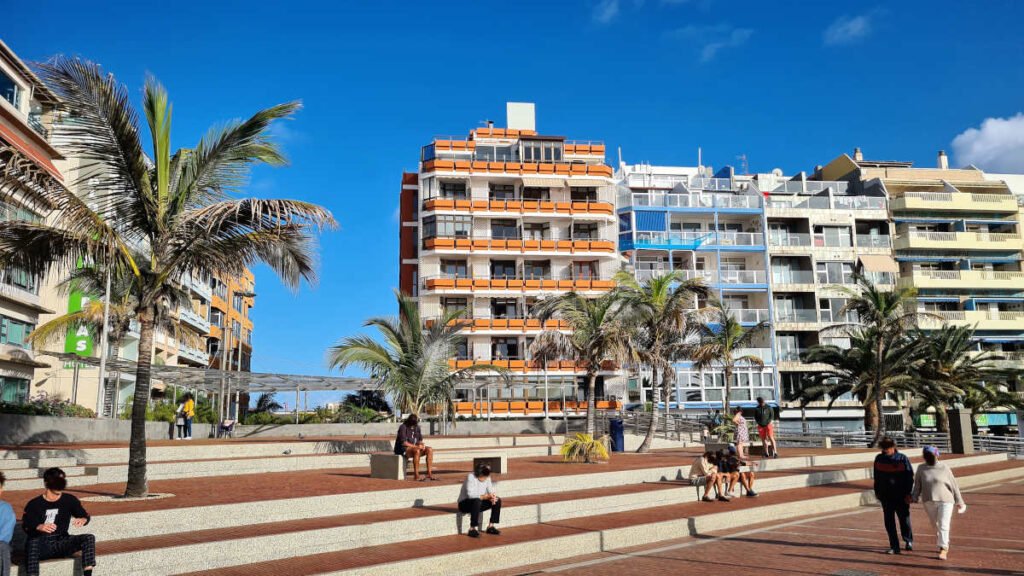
[[772, 168, 783, 177]]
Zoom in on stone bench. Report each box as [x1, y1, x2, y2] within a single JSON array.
[[777, 435, 832, 449], [369, 453, 409, 480], [472, 454, 508, 474]]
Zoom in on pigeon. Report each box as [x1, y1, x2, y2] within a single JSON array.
[[283, 449, 292, 455]]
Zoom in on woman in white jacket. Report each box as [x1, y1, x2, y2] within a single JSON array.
[[911, 446, 966, 560]]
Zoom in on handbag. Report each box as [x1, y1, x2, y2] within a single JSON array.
[[176, 416, 185, 426]]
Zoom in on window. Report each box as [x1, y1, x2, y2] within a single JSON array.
[[491, 337, 520, 359], [489, 184, 516, 201], [0, 315, 34, 348], [491, 299, 519, 318], [422, 215, 472, 239], [816, 261, 854, 284], [0, 376, 29, 404], [573, 261, 598, 279], [0, 71, 21, 109], [523, 223, 549, 240], [521, 140, 563, 163], [819, 298, 854, 323], [439, 181, 467, 199], [454, 338, 469, 359], [522, 187, 549, 201], [212, 279, 228, 299], [523, 260, 551, 280], [244, 329, 252, 345], [232, 294, 243, 312], [0, 266, 38, 294], [572, 222, 599, 239], [476, 145, 516, 162], [441, 297, 468, 316], [209, 308, 224, 327], [440, 259, 468, 278], [490, 219, 519, 239], [814, 226, 852, 248], [232, 321, 241, 338], [570, 187, 597, 202], [490, 260, 518, 279]]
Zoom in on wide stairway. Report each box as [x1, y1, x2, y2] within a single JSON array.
[[1, 434, 1020, 576]]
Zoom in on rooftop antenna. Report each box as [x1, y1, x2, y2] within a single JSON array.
[[697, 147, 702, 171], [736, 153, 749, 176], [617, 146, 623, 168]]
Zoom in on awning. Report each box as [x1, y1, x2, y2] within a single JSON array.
[[565, 178, 609, 187], [521, 177, 566, 188], [858, 254, 899, 273]]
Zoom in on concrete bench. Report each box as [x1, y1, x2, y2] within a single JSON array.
[[777, 435, 832, 449], [369, 453, 409, 480], [473, 454, 508, 474]]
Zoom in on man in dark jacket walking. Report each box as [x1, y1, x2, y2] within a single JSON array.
[[873, 436, 914, 554]]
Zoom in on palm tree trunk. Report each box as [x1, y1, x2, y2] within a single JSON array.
[[864, 396, 879, 432], [636, 365, 660, 453], [870, 343, 885, 448], [935, 405, 950, 433], [585, 371, 597, 436], [722, 363, 733, 419], [125, 309, 155, 497]]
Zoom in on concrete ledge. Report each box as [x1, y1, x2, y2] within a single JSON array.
[[0, 413, 214, 445]]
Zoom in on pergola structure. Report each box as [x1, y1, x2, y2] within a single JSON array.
[[44, 352, 376, 423]]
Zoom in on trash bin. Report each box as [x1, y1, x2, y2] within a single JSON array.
[[609, 418, 625, 452]]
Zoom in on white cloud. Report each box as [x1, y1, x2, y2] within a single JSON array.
[[823, 13, 872, 46], [665, 24, 752, 63], [592, 0, 620, 24], [951, 113, 1024, 173]]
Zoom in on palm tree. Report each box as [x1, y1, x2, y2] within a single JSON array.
[[820, 274, 934, 445], [690, 301, 769, 419], [0, 58, 335, 497], [614, 270, 709, 452], [912, 325, 1006, 432], [801, 327, 925, 436], [250, 392, 284, 414], [328, 291, 498, 420], [530, 291, 630, 435], [343, 390, 391, 413]]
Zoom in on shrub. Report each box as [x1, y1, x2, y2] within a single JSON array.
[[0, 392, 96, 418], [560, 433, 610, 464]]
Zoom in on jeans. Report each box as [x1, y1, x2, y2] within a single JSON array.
[[184, 417, 193, 438], [24, 534, 96, 576], [1, 541, 11, 576], [880, 499, 913, 550], [923, 501, 954, 549], [458, 498, 501, 528]]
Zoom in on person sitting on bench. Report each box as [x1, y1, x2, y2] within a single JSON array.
[[21, 468, 95, 576], [689, 451, 728, 502], [394, 414, 435, 481], [457, 464, 501, 538], [720, 445, 758, 497]]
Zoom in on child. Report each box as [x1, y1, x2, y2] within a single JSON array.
[[1, 472, 13, 576]]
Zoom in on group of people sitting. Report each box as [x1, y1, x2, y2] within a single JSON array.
[[0, 468, 95, 576], [688, 445, 759, 501]]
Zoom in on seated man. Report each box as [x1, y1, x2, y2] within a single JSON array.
[[394, 414, 435, 481], [720, 445, 758, 498], [21, 468, 95, 576], [457, 464, 501, 538], [688, 451, 728, 502]]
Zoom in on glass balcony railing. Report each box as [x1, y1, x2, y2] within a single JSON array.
[[768, 232, 811, 246], [634, 231, 764, 248], [766, 196, 830, 210], [624, 192, 761, 209], [771, 270, 815, 284], [774, 309, 818, 323], [27, 113, 49, 139], [833, 196, 885, 210], [856, 235, 891, 248]]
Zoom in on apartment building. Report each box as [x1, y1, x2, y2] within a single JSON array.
[[400, 103, 624, 416], [819, 149, 1024, 382], [0, 40, 62, 405], [616, 163, 777, 409]]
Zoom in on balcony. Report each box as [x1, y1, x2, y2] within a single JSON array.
[[426, 316, 569, 333], [774, 309, 818, 324], [900, 269, 1024, 290], [832, 196, 886, 211], [179, 307, 212, 333], [634, 269, 767, 285], [622, 192, 761, 210], [766, 196, 830, 211], [893, 231, 1022, 251], [422, 197, 614, 217], [423, 234, 616, 254], [771, 271, 816, 286], [27, 113, 49, 139], [921, 310, 1024, 331], [177, 343, 209, 365], [855, 235, 891, 250], [768, 233, 811, 249], [632, 231, 764, 250], [448, 358, 617, 373], [891, 191, 1019, 213], [734, 348, 774, 364], [422, 274, 615, 294], [0, 280, 43, 310], [421, 158, 614, 179], [185, 275, 213, 300], [727, 309, 771, 324]]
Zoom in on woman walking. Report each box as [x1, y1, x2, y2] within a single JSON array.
[[731, 408, 750, 459], [911, 446, 966, 560]]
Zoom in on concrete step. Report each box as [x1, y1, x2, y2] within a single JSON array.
[[3, 473, 99, 492], [0, 457, 79, 471], [0, 466, 90, 480], [180, 460, 1024, 576], [12, 454, 1009, 576]]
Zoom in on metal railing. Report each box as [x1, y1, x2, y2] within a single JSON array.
[[768, 232, 812, 246], [777, 429, 951, 451], [636, 231, 765, 247], [766, 196, 830, 210], [973, 435, 1024, 456], [856, 235, 891, 248], [774, 309, 818, 323], [27, 113, 49, 139], [833, 196, 886, 210], [770, 181, 849, 195], [587, 410, 706, 443], [624, 192, 761, 209], [906, 231, 1021, 243]]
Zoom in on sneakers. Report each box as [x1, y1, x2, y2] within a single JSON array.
[[886, 549, 901, 555], [905, 542, 913, 551], [467, 528, 480, 538], [716, 495, 731, 502], [701, 496, 715, 502], [486, 526, 501, 535], [746, 490, 758, 497], [938, 548, 948, 560]]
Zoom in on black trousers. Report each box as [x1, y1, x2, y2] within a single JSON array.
[[458, 498, 501, 528], [880, 498, 913, 550], [25, 534, 96, 576]]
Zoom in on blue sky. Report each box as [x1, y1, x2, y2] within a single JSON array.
[[6, 1, 1024, 407]]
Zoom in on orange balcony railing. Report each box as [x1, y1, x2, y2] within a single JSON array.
[[423, 276, 616, 292], [423, 236, 616, 254], [422, 198, 614, 216], [454, 399, 622, 417], [425, 316, 569, 332], [447, 358, 618, 372], [421, 159, 614, 179]]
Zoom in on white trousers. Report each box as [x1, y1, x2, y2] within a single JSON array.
[[923, 501, 954, 549]]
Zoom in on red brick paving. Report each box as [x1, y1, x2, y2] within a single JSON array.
[[180, 461, 1024, 576], [531, 476, 1024, 576]]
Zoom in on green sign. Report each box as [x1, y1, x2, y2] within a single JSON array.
[[64, 290, 94, 357], [917, 414, 936, 427]]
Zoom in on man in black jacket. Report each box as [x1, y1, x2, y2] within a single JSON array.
[[21, 468, 95, 576], [873, 437, 914, 554], [753, 397, 778, 458]]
